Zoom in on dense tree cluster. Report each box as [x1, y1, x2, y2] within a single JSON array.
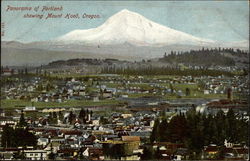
[[1, 125, 37, 148], [1, 109, 37, 148], [150, 108, 248, 154], [78, 108, 93, 124], [47, 112, 58, 125], [63, 109, 94, 125], [18, 110, 27, 127], [160, 48, 248, 67]]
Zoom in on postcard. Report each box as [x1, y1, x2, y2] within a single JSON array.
[[0, 0, 249, 160]]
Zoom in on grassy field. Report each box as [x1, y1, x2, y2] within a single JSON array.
[[159, 83, 198, 89], [103, 82, 153, 90], [127, 92, 226, 99], [164, 93, 226, 99], [0, 99, 125, 109], [49, 74, 104, 79], [102, 83, 122, 88], [144, 75, 177, 79], [127, 93, 157, 98]]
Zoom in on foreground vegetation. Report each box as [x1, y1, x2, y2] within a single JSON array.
[[146, 108, 248, 160]]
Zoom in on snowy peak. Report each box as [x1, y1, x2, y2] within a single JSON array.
[[56, 9, 215, 46]]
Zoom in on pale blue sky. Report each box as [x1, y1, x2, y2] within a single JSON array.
[[1, 1, 249, 43]]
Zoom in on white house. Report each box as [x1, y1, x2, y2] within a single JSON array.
[[24, 150, 47, 160]]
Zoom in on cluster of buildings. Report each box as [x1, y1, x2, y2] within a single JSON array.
[[202, 141, 249, 160], [0, 108, 156, 160], [0, 73, 249, 160], [1, 74, 249, 104], [0, 96, 249, 160]]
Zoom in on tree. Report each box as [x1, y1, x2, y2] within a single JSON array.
[[1, 125, 37, 148], [100, 116, 109, 125], [68, 111, 76, 124], [227, 88, 232, 100], [48, 143, 56, 160], [78, 109, 86, 123], [215, 110, 226, 145], [198, 80, 206, 90], [1, 66, 3, 74], [47, 112, 56, 125], [150, 118, 160, 143], [25, 68, 28, 75], [170, 84, 174, 94], [158, 118, 170, 142], [18, 110, 27, 127], [37, 84, 43, 91], [58, 111, 64, 121], [186, 88, 191, 96], [52, 112, 57, 119], [11, 69, 14, 75], [141, 146, 154, 160], [168, 115, 188, 143], [226, 108, 237, 142], [48, 152, 56, 160], [164, 52, 167, 58], [13, 150, 25, 159], [1, 125, 14, 148], [154, 146, 161, 159]]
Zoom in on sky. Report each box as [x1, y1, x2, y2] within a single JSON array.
[[1, 0, 249, 43]]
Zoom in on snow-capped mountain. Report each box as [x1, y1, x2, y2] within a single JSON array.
[[56, 9, 215, 46], [2, 9, 248, 66]]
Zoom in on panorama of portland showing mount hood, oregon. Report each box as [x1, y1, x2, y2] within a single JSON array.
[[0, 1, 249, 160]]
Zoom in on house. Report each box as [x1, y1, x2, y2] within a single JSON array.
[[0, 148, 18, 160], [101, 135, 141, 160], [81, 147, 89, 157], [37, 138, 49, 147], [2, 68, 13, 76], [155, 148, 172, 160], [121, 113, 132, 119], [61, 130, 83, 139], [204, 90, 210, 95], [121, 95, 128, 98], [202, 144, 219, 159], [223, 147, 235, 159], [88, 147, 104, 160], [23, 106, 37, 112], [91, 119, 100, 126], [106, 88, 117, 94], [0, 117, 17, 127], [24, 150, 47, 160], [0, 108, 5, 117], [121, 136, 141, 157], [79, 90, 86, 96], [102, 91, 112, 99], [234, 147, 249, 160], [57, 148, 78, 158], [174, 148, 189, 160], [93, 96, 99, 102]]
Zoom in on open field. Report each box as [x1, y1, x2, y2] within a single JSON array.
[[0, 99, 125, 109]]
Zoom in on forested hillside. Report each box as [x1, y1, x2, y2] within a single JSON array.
[[159, 48, 248, 67]]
